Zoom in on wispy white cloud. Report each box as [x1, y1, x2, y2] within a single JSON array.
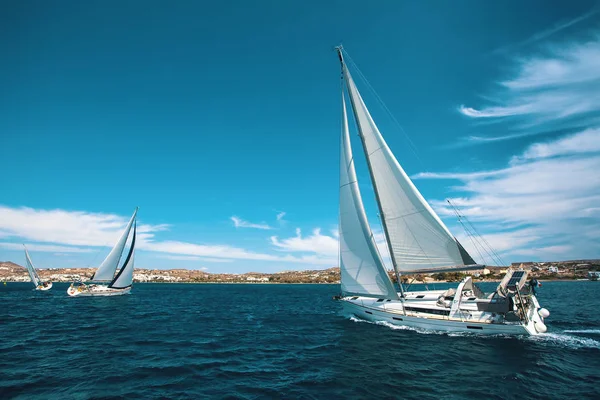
[[0, 206, 336, 267], [417, 128, 600, 261], [492, 9, 599, 54], [501, 35, 600, 91], [230, 216, 273, 230], [268, 226, 393, 268], [270, 228, 338, 258], [458, 31, 600, 145], [276, 211, 287, 224], [0, 206, 166, 247], [512, 245, 574, 257], [512, 127, 600, 163], [144, 239, 335, 265], [439, 27, 600, 262], [158, 255, 233, 263], [464, 132, 539, 143], [0, 242, 93, 253]]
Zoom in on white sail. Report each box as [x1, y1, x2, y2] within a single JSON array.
[[339, 92, 398, 299], [92, 208, 138, 281], [109, 223, 136, 289], [342, 61, 477, 274], [24, 247, 42, 287]]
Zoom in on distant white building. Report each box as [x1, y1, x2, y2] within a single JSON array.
[[246, 276, 269, 282], [548, 266, 559, 273]]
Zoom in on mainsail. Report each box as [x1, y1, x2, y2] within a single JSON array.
[[91, 208, 138, 281], [339, 92, 398, 299], [339, 49, 478, 274], [24, 247, 42, 287], [109, 222, 136, 289]]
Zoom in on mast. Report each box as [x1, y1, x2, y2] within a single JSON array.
[[336, 46, 405, 298]]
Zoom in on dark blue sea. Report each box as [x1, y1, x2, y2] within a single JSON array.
[[1, 282, 599, 399]]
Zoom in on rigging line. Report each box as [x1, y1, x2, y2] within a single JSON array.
[[88, 244, 106, 267], [459, 215, 496, 266], [464, 223, 490, 265], [404, 275, 418, 292], [448, 202, 488, 264], [458, 207, 506, 266], [341, 49, 426, 171], [455, 208, 505, 267], [447, 199, 504, 266]]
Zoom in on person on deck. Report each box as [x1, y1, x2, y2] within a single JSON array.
[[528, 277, 540, 295]]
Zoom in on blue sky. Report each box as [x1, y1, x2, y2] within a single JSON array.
[[1, 1, 599, 273]]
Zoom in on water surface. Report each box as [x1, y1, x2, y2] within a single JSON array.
[[1, 282, 598, 399]]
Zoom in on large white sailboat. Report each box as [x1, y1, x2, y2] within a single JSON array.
[[335, 47, 549, 335], [67, 208, 137, 297], [24, 246, 52, 291]]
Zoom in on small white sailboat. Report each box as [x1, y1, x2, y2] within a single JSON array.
[[68, 208, 137, 297], [335, 47, 549, 335], [24, 246, 53, 291]]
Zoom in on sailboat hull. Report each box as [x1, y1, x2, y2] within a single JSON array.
[[36, 282, 53, 291], [341, 294, 547, 336], [67, 284, 131, 297]]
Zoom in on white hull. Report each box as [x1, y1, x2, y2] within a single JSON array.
[[67, 284, 131, 297], [342, 292, 547, 336], [36, 282, 53, 291]]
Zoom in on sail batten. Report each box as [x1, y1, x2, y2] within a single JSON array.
[[338, 86, 398, 300], [340, 56, 478, 274], [91, 208, 137, 282]]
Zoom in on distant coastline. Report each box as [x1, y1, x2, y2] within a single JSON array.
[[2, 259, 598, 284]]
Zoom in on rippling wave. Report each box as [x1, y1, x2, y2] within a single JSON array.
[[1, 281, 599, 399]]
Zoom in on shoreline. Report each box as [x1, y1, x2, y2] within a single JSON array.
[[2, 278, 593, 284]]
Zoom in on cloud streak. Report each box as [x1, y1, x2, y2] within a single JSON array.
[[418, 128, 600, 262], [269, 226, 393, 269], [432, 28, 600, 261], [492, 8, 600, 54], [0, 205, 337, 267], [270, 228, 338, 257], [230, 216, 273, 230], [0, 206, 166, 248], [276, 211, 287, 224], [512, 127, 600, 163], [458, 31, 600, 145], [0, 242, 93, 253]]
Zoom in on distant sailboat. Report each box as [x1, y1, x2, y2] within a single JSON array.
[[24, 246, 53, 291], [335, 46, 549, 335], [67, 208, 138, 297]]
